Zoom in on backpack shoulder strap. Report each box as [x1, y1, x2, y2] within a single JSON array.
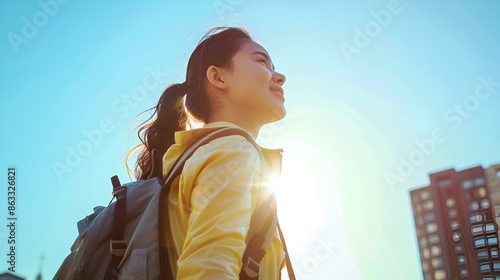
[[277, 219, 296, 280], [239, 186, 276, 280], [161, 127, 262, 184]]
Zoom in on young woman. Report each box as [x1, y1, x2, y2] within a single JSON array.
[[128, 26, 292, 279]]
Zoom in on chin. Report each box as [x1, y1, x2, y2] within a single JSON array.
[[267, 104, 286, 123]]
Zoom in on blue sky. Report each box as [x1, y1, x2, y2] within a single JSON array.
[[1, 0, 499, 279]]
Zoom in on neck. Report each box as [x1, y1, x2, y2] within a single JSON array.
[[208, 111, 261, 139]]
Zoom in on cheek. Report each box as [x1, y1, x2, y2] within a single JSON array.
[[233, 65, 271, 96]]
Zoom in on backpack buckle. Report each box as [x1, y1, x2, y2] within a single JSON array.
[[112, 186, 125, 196], [110, 239, 127, 256], [243, 256, 260, 278]]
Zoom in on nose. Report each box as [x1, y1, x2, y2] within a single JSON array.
[[272, 70, 286, 86]]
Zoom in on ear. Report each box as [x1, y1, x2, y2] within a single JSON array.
[[206, 65, 229, 90]]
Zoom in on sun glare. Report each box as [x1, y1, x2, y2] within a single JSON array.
[[271, 145, 333, 254]]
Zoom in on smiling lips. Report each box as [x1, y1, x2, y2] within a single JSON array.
[[270, 87, 284, 96]]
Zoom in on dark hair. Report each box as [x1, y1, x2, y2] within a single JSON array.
[[126, 26, 253, 181]]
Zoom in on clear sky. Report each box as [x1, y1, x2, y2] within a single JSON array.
[[1, 0, 499, 279]]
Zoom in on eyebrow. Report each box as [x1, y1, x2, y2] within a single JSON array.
[[252, 51, 275, 70]]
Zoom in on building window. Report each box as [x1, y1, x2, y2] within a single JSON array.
[[434, 269, 446, 280], [419, 237, 428, 248], [458, 256, 466, 264], [479, 263, 491, 273], [423, 248, 430, 259], [431, 246, 441, 257], [425, 212, 435, 223], [417, 216, 424, 226], [432, 257, 443, 268], [455, 244, 464, 253], [494, 262, 500, 271], [460, 268, 468, 276], [485, 223, 495, 233], [451, 220, 460, 230], [421, 190, 431, 200], [463, 180, 473, 189], [488, 236, 498, 245], [480, 262, 491, 273], [415, 204, 422, 214], [472, 225, 484, 235], [469, 201, 479, 211], [475, 177, 485, 186], [423, 200, 434, 211], [491, 248, 498, 258], [446, 198, 455, 207], [481, 199, 490, 209], [453, 232, 462, 242], [429, 234, 440, 245], [439, 179, 452, 187], [427, 223, 438, 234], [470, 214, 483, 223], [478, 249, 489, 259], [449, 209, 458, 218], [422, 261, 429, 272], [478, 187, 487, 198], [475, 238, 486, 248]]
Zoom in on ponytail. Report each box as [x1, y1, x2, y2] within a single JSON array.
[[127, 83, 187, 180], [126, 26, 253, 181]]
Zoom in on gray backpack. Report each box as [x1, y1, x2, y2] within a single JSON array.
[[53, 127, 296, 280]]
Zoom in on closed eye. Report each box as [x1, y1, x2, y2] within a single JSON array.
[[257, 59, 271, 69], [253, 50, 276, 70]]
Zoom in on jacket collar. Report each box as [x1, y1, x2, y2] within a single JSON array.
[[174, 121, 283, 153], [173, 121, 284, 175]]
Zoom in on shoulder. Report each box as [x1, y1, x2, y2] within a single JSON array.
[[183, 134, 262, 173], [193, 134, 260, 160]]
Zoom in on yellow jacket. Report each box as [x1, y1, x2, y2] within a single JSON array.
[[162, 121, 286, 279]]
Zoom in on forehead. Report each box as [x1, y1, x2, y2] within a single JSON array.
[[239, 39, 271, 59]]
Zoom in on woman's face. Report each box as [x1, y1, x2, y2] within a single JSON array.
[[222, 39, 287, 125]]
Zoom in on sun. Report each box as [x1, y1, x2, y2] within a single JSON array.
[[270, 145, 332, 253]]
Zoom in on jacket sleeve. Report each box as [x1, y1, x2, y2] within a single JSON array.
[[176, 136, 262, 279]]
